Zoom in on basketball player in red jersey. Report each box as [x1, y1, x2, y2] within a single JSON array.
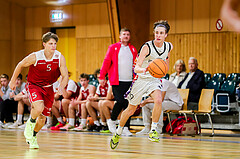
[[9, 32, 68, 149]]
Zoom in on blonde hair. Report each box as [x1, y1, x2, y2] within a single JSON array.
[[173, 59, 186, 72]]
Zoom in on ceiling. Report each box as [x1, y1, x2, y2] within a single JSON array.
[[5, 0, 106, 7]]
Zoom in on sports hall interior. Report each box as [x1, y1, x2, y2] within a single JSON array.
[[0, 0, 240, 158]]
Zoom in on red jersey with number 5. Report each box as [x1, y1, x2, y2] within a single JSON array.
[[27, 50, 61, 87]]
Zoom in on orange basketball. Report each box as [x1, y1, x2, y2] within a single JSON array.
[[148, 58, 168, 78], [87, 117, 94, 126]]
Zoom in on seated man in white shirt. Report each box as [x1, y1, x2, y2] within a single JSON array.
[[136, 79, 183, 135]]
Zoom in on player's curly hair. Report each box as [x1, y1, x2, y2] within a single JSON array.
[[153, 20, 170, 33], [42, 32, 59, 43]]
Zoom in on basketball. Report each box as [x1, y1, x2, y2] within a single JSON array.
[[148, 58, 168, 78], [87, 117, 94, 126]]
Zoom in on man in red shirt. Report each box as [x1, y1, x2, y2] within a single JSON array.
[[9, 32, 68, 149], [99, 28, 137, 135]]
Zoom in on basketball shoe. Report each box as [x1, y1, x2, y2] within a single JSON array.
[[72, 124, 87, 132], [148, 130, 160, 142], [136, 127, 150, 135], [122, 127, 133, 136], [107, 119, 116, 133], [18, 123, 26, 129], [60, 123, 74, 131], [50, 122, 65, 130], [100, 125, 110, 133], [8, 121, 23, 129], [24, 119, 36, 143], [29, 136, 39, 149], [110, 133, 120, 149]]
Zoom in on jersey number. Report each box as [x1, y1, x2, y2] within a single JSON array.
[[47, 64, 51, 71], [32, 92, 37, 99]]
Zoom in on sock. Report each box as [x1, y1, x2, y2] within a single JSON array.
[[81, 119, 87, 126], [151, 122, 158, 131], [94, 120, 100, 126], [57, 117, 64, 124], [106, 119, 111, 123], [17, 114, 23, 123], [69, 118, 75, 126], [116, 125, 123, 135], [46, 116, 52, 125], [33, 131, 38, 137], [101, 122, 107, 126], [30, 118, 36, 123]]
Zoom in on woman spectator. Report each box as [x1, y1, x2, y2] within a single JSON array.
[[169, 59, 187, 87]]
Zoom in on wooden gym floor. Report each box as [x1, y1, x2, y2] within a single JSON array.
[[1, 128, 240, 159]]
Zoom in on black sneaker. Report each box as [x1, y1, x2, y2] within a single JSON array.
[[87, 124, 102, 132], [100, 125, 111, 133]]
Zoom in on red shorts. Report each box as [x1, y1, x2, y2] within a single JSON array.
[[26, 83, 54, 116]]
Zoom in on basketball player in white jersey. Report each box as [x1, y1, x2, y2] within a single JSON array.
[[9, 32, 68, 149], [110, 20, 173, 149]]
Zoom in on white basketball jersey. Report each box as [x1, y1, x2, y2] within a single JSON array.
[[138, 40, 171, 79]]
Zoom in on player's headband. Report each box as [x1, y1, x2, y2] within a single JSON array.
[[154, 24, 167, 30]]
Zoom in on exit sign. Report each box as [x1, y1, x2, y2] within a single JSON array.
[[50, 10, 63, 22]]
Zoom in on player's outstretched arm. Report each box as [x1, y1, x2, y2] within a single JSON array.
[[9, 54, 36, 90], [134, 45, 149, 74], [59, 55, 69, 95]]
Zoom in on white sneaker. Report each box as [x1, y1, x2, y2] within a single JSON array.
[[8, 121, 23, 129], [156, 126, 162, 134], [122, 127, 133, 136], [136, 127, 150, 135], [18, 123, 26, 129], [107, 120, 116, 134], [2, 122, 14, 128], [41, 124, 51, 130]]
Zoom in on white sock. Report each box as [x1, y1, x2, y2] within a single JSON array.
[[151, 122, 158, 131], [116, 125, 123, 135], [46, 116, 52, 125], [81, 119, 87, 126], [17, 114, 23, 123], [101, 122, 107, 126], [94, 120, 100, 126], [69, 118, 75, 126], [106, 119, 111, 123], [57, 117, 64, 124]]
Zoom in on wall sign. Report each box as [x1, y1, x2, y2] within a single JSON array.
[[50, 10, 63, 23], [216, 19, 223, 31]]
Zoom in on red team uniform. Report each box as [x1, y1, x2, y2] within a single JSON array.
[[59, 80, 80, 114], [77, 85, 90, 117], [66, 80, 80, 100], [96, 82, 109, 97], [26, 50, 61, 116]]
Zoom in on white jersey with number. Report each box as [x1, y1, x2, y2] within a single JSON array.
[[138, 40, 171, 79], [127, 40, 172, 105]]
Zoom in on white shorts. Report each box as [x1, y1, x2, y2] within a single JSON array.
[[127, 77, 163, 106]]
